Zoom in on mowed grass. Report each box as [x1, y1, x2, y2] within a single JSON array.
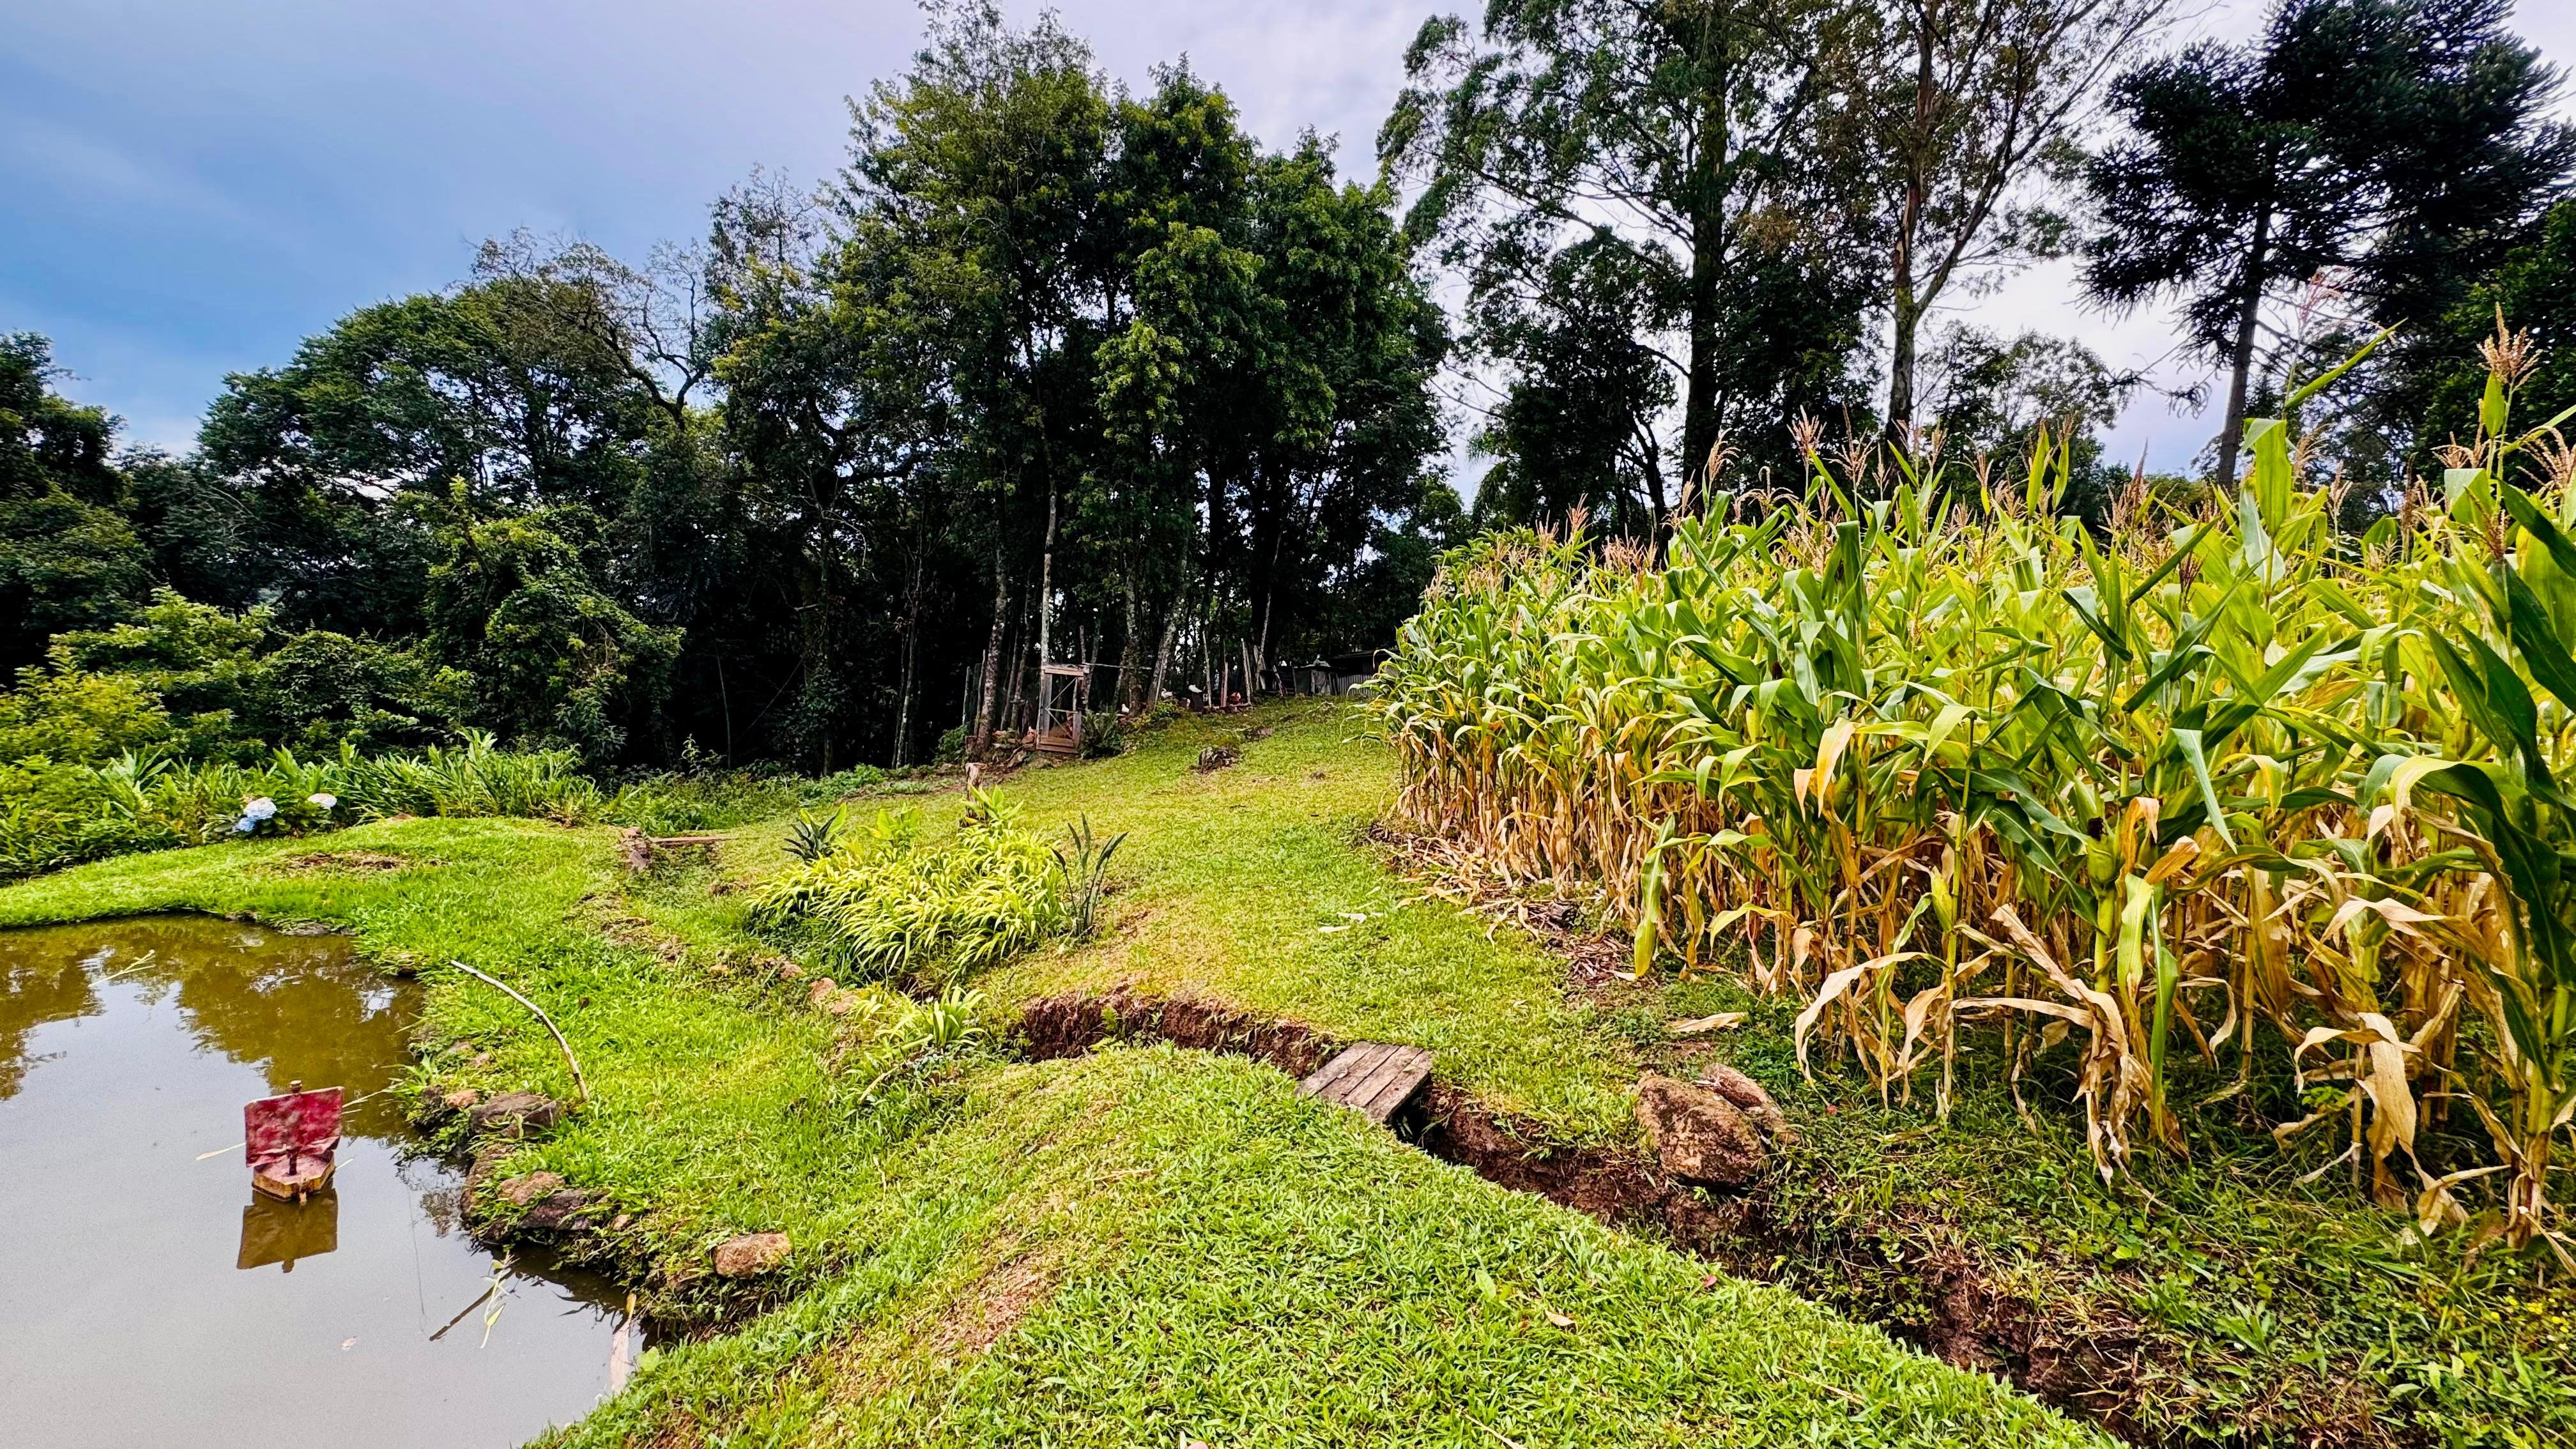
[[0, 714, 2112, 1447], [983, 702, 1638, 1142], [551, 1043, 2103, 1449]]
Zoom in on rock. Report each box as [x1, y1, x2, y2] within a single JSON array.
[[1698, 1063, 1797, 1146], [496, 1170, 566, 1206], [1635, 1075, 1767, 1187], [714, 1231, 792, 1278], [469, 1091, 565, 1136], [493, 1172, 594, 1231], [443, 1087, 482, 1112]]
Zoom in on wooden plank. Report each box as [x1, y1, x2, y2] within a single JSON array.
[[1295, 1043, 1380, 1100], [1298, 1042, 1433, 1124], [1352, 1047, 1434, 1121], [1337, 1048, 1418, 1117], [1297, 1042, 1387, 1100]]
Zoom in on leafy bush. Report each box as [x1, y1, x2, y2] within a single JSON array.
[[749, 797, 1068, 986], [1078, 710, 1123, 758], [0, 733, 603, 880], [783, 806, 847, 863]]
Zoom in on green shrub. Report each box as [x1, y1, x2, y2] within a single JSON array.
[[0, 733, 604, 881], [749, 796, 1067, 985], [1078, 710, 1123, 758]]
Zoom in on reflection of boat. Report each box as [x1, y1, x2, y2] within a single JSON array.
[[236, 1187, 339, 1271], [245, 1080, 341, 1200]]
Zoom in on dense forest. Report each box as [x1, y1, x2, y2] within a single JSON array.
[[5, 0, 2573, 776]]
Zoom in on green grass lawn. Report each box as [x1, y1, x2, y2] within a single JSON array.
[[0, 707, 2110, 1447]]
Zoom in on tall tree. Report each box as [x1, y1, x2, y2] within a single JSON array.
[[0, 334, 152, 672], [1382, 0, 1876, 514], [2080, 0, 2573, 484], [1852, 0, 2170, 437]]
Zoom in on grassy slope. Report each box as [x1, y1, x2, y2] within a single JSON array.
[[981, 702, 1638, 1140], [0, 715, 2101, 1448]]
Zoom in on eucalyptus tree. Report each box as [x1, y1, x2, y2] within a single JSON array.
[[1381, 0, 1876, 515], [1850, 0, 2172, 438]]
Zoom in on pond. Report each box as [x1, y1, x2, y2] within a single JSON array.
[[0, 916, 636, 1448]]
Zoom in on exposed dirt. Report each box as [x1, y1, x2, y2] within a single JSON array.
[[273, 850, 408, 873], [1013, 988, 2187, 1446]]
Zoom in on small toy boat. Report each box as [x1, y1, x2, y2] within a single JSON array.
[[245, 1080, 342, 1200]]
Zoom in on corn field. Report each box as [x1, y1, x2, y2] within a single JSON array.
[[1372, 329, 2576, 1260]]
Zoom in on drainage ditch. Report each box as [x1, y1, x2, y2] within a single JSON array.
[[1019, 988, 2179, 1448]]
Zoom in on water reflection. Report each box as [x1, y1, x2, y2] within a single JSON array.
[[239, 1186, 341, 1270], [0, 916, 634, 1448]]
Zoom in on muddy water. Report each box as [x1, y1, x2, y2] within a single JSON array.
[[0, 916, 636, 1448]]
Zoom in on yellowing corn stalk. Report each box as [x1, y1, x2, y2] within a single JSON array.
[[1372, 325, 2576, 1260]]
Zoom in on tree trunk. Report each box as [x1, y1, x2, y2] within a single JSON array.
[[1117, 572, 1144, 712], [969, 546, 1009, 759], [1145, 591, 1181, 711], [892, 551, 923, 767], [2216, 204, 2276, 487], [1884, 12, 1935, 443], [1678, 54, 1731, 514]]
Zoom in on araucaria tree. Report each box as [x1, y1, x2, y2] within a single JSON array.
[[2080, 0, 2574, 484]]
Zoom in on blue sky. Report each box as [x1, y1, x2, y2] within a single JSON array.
[[7, 1, 2572, 471]]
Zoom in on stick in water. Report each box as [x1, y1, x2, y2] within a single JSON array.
[[445, 959, 590, 1107]]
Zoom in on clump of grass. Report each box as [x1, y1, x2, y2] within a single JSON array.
[[751, 796, 1068, 986], [1054, 816, 1125, 937]]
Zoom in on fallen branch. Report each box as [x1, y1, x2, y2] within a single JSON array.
[[446, 958, 590, 1107]]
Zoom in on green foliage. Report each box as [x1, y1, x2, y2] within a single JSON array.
[[2082, 0, 2576, 480], [0, 666, 175, 765], [1384, 0, 1880, 487], [42, 589, 472, 757], [1076, 710, 1122, 758], [0, 732, 602, 880], [1052, 815, 1126, 937], [783, 806, 847, 864], [0, 334, 152, 671], [751, 799, 1069, 985], [428, 502, 681, 762]]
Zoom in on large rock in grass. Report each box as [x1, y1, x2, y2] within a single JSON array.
[[470, 1091, 565, 1137], [1635, 1075, 1766, 1187], [493, 1171, 596, 1232], [714, 1231, 792, 1278], [1698, 1062, 1797, 1146]]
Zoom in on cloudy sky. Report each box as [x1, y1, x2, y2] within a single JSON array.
[[8, 0, 2573, 478]]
